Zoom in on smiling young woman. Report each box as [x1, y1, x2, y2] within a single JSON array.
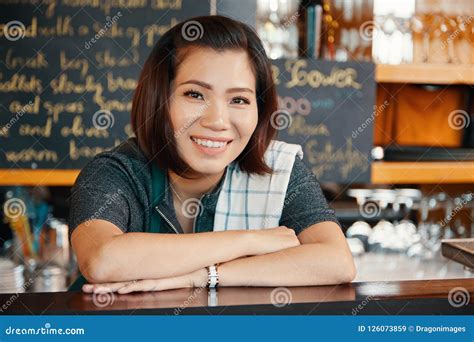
[[68, 15, 355, 294]]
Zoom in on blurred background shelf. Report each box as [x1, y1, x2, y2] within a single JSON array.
[[376, 64, 474, 85], [372, 161, 474, 184], [3, 162, 474, 186], [0, 170, 80, 186]]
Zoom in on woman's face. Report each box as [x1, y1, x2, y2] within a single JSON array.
[[169, 48, 258, 176]]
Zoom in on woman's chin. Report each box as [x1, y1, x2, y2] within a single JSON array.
[[186, 160, 229, 176]]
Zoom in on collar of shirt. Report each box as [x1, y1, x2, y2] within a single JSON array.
[[154, 165, 229, 233]]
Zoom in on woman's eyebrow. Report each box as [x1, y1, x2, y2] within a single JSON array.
[[178, 79, 254, 94]]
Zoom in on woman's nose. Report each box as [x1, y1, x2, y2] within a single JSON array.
[[199, 101, 231, 130]]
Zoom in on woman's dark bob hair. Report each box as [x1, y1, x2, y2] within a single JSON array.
[[131, 15, 278, 178]]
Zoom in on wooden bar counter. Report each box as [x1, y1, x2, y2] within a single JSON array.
[[0, 279, 472, 315]]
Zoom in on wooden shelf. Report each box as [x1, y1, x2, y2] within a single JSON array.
[[0, 169, 79, 186], [376, 63, 474, 85], [2, 161, 474, 186], [371, 161, 474, 184]]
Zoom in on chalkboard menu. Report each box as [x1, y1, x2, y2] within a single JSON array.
[[0, 0, 211, 169], [0, 1, 375, 184], [272, 59, 375, 183]]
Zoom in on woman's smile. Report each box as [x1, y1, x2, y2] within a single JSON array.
[[190, 135, 233, 156]]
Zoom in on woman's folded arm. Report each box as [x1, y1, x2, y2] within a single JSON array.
[[71, 220, 300, 283], [217, 221, 356, 287]]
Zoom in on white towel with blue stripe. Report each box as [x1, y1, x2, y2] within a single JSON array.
[[213, 140, 303, 231]]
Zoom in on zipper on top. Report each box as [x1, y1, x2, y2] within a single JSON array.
[[155, 206, 179, 234], [156, 194, 207, 235]]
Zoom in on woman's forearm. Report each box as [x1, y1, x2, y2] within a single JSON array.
[[218, 242, 356, 287], [74, 222, 299, 284], [81, 242, 355, 294], [84, 229, 253, 282], [80, 229, 354, 293]]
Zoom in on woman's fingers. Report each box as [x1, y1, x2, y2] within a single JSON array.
[[117, 279, 160, 294], [82, 281, 136, 294], [82, 284, 94, 293], [82, 272, 195, 295], [118, 274, 194, 294]]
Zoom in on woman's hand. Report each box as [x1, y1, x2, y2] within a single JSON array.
[[247, 226, 300, 256], [82, 268, 208, 294]]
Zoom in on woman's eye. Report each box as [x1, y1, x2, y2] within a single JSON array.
[[231, 97, 250, 105], [184, 90, 204, 100]]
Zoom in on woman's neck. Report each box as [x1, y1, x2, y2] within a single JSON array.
[[168, 169, 225, 200]]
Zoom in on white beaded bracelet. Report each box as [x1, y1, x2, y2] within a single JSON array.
[[206, 265, 219, 288]]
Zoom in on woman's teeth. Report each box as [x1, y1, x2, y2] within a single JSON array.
[[191, 137, 228, 148]]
